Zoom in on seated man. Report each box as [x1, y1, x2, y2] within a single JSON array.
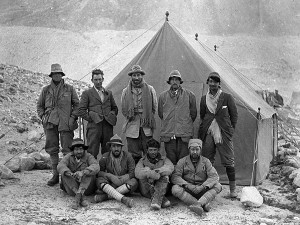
[[94, 134, 137, 208], [57, 138, 100, 210], [135, 138, 174, 210], [171, 139, 222, 216]]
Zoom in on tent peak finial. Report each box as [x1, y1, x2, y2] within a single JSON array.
[[195, 33, 198, 41], [165, 11, 169, 21]]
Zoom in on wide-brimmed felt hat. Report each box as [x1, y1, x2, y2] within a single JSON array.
[[49, 63, 65, 77], [128, 65, 145, 76], [107, 134, 124, 147], [167, 70, 183, 84], [69, 138, 88, 151], [188, 139, 203, 149]]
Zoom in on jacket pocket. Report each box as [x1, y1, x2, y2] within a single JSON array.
[[106, 112, 117, 126]]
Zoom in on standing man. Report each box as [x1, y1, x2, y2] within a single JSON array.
[[37, 63, 79, 186], [58, 138, 100, 210], [135, 138, 174, 210], [121, 65, 157, 164], [172, 139, 222, 216], [198, 72, 238, 198], [158, 70, 197, 165], [78, 69, 118, 159], [94, 134, 137, 208]]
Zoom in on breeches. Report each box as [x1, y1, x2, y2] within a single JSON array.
[[45, 126, 74, 162], [86, 119, 113, 159], [138, 176, 169, 199], [127, 128, 152, 164], [60, 174, 96, 196], [202, 133, 235, 167], [164, 137, 189, 165]]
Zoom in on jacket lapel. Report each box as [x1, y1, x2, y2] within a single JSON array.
[[215, 92, 224, 113], [91, 87, 102, 103], [102, 89, 109, 103]]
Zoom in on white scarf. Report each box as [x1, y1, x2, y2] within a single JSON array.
[[206, 89, 223, 144]]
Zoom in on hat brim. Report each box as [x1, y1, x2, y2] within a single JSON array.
[[167, 77, 183, 84], [49, 72, 65, 77], [107, 141, 124, 146], [70, 144, 88, 151], [128, 70, 145, 76]]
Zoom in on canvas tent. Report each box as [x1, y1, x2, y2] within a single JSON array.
[[105, 20, 277, 186]]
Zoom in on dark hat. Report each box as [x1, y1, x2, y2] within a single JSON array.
[[106, 134, 124, 147], [207, 72, 221, 84], [49, 63, 65, 77], [167, 70, 183, 84], [69, 138, 88, 151], [128, 65, 145, 76], [92, 69, 104, 75]]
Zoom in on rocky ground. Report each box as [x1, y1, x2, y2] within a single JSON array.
[[1, 64, 300, 225]]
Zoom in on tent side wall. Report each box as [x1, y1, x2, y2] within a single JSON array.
[[254, 117, 276, 185]]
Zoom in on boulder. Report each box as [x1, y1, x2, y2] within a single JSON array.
[[40, 149, 50, 163], [285, 156, 300, 168], [0, 164, 15, 179], [240, 186, 263, 207], [27, 130, 41, 142], [28, 152, 42, 161], [289, 168, 300, 179], [20, 156, 36, 171], [293, 175, 300, 187], [34, 161, 51, 170], [296, 188, 300, 202], [282, 166, 296, 176], [5, 158, 20, 172]]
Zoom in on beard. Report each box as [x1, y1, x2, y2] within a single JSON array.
[[132, 78, 143, 85], [112, 150, 121, 158], [171, 83, 179, 90]]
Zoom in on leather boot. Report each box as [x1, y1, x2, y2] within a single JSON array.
[[71, 193, 82, 210], [188, 203, 204, 216], [161, 196, 171, 208], [80, 195, 89, 207], [47, 165, 59, 186], [94, 194, 109, 203], [229, 181, 238, 198], [121, 196, 134, 208]]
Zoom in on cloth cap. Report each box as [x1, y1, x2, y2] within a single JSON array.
[[188, 139, 203, 149], [92, 69, 104, 75], [69, 138, 88, 151], [107, 134, 124, 146], [207, 72, 221, 83], [128, 65, 145, 76], [167, 70, 183, 84], [49, 63, 65, 77]]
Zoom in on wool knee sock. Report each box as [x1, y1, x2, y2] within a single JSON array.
[[198, 188, 218, 206], [116, 184, 131, 195], [101, 183, 123, 201]]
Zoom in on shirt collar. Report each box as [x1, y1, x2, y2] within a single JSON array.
[[94, 86, 105, 93]]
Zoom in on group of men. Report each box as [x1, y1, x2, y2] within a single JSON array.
[[37, 63, 238, 216]]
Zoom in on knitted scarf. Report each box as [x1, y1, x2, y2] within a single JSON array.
[[109, 151, 124, 176], [206, 88, 223, 144], [168, 86, 182, 102], [122, 80, 155, 128]]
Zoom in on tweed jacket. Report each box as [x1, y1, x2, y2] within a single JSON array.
[[135, 155, 174, 180], [198, 92, 238, 141], [98, 151, 136, 179], [171, 155, 219, 188], [78, 87, 118, 126], [158, 87, 197, 138], [57, 151, 100, 176], [36, 80, 79, 131]]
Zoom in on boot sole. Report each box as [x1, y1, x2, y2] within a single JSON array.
[[189, 205, 204, 216]]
